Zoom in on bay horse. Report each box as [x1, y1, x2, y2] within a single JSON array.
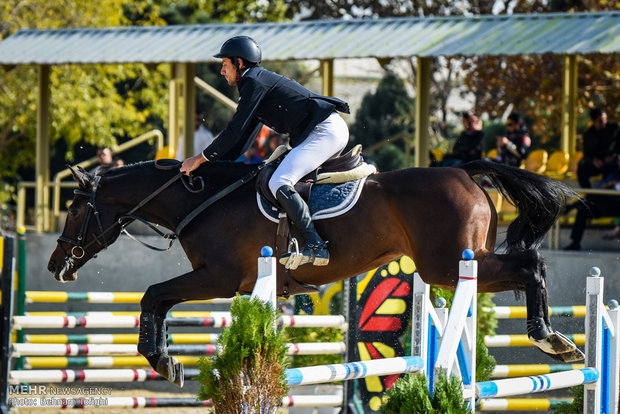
[[48, 159, 584, 387]]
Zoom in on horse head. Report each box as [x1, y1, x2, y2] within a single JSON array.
[[47, 165, 123, 282]]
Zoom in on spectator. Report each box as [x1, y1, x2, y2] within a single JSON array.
[[175, 113, 215, 161], [440, 112, 484, 166], [494, 112, 531, 167], [576, 108, 620, 188], [236, 141, 263, 164], [91, 147, 123, 175], [603, 219, 620, 241], [264, 131, 287, 158], [564, 153, 620, 251]]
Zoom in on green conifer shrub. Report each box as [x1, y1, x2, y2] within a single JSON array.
[[196, 296, 289, 413], [380, 371, 470, 413]]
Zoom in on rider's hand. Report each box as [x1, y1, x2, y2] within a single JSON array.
[[180, 154, 207, 176]]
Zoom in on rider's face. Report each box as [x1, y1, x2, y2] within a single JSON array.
[[221, 58, 240, 86]]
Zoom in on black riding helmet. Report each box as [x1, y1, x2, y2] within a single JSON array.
[[214, 36, 262, 65]]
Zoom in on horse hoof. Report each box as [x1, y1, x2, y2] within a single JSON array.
[[172, 359, 184, 388], [529, 331, 585, 362], [556, 348, 586, 363], [154, 355, 184, 387]]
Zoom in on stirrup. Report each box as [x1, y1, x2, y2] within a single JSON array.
[[280, 238, 329, 270]]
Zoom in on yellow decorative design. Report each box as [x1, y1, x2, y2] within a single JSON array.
[[399, 256, 416, 274], [369, 396, 383, 411], [373, 342, 396, 358], [376, 298, 407, 315], [357, 268, 376, 300], [387, 261, 400, 275]]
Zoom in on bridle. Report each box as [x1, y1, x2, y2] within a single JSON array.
[[55, 170, 188, 282], [55, 160, 265, 282], [56, 175, 109, 278]]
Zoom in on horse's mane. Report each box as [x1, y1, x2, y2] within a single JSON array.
[[100, 159, 260, 179], [101, 160, 157, 177]]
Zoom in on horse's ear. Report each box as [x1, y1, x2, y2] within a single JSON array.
[[67, 165, 93, 190]]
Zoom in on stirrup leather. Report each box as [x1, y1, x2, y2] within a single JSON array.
[[280, 238, 329, 270]]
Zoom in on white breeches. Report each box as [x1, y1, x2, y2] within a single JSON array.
[[269, 112, 349, 197]]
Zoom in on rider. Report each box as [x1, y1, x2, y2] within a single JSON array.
[[180, 36, 350, 268]]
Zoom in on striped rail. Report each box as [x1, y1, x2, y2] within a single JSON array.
[[13, 342, 346, 357], [477, 368, 600, 399], [24, 333, 219, 344], [485, 306, 587, 319], [285, 356, 425, 386], [12, 314, 347, 330], [25, 290, 233, 304], [484, 333, 585, 347], [477, 398, 572, 411], [492, 363, 586, 378]]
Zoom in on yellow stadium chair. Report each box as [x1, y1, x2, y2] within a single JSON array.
[[523, 149, 548, 174], [498, 198, 518, 225], [566, 151, 583, 180], [485, 148, 498, 160], [544, 150, 570, 180], [155, 146, 176, 160], [431, 148, 444, 162], [486, 189, 503, 214]]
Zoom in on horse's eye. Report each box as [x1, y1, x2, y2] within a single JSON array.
[[68, 208, 80, 217]]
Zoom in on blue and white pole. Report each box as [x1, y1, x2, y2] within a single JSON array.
[[477, 368, 599, 399], [285, 356, 424, 386]]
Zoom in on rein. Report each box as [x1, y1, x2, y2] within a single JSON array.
[[56, 172, 185, 277], [57, 161, 265, 279], [175, 162, 266, 235]]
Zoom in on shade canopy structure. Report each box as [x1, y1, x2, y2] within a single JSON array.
[[0, 11, 618, 231], [0, 12, 618, 64]]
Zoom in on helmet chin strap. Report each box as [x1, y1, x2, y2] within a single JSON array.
[[233, 57, 243, 82]]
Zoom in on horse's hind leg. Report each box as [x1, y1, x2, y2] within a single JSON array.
[[138, 267, 237, 387], [524, 253, 585, 362], [479, 249, 585, 363]]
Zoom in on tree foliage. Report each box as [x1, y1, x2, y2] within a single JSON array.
[[349, 73, 415, 171], [461, 2, 620, 149], [381, 371, 470, 414], [0, 0, 298, 225], [0, 0, 168, 181]]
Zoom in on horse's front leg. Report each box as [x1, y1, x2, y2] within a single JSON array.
[[137, 267, 237, 387]]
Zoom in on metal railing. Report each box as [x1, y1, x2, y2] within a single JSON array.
[[16, 129, 164, 232]]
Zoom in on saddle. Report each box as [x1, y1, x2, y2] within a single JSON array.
[[256, 144, 371, 207], [255, 144, 376, 298]]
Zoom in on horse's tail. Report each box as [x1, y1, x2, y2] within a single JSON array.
[[459, 160, 578, 253]]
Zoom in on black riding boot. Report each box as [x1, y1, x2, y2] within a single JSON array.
[[276, 185, 329, 269]]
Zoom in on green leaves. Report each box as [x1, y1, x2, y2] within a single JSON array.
[[196, 296, 289, 413], [381, 371, 470, 414]]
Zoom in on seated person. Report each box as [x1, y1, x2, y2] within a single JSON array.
[[440, 112, 484, 166], [577, 108, 620, 188], [494, 112, 531, 167], [564, 153, 620, 251], [603, 219, 620, 241], [91, 147, 123, 175]]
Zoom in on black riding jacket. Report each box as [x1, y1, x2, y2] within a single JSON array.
[[202, 66, 349, 162]]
